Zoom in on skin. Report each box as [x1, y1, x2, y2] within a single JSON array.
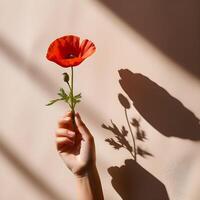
[[55, 112, 104, 200]]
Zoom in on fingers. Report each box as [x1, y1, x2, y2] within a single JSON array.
[[56, 111, 94, 152], [56, 137, 74, 151], [58, 111, 73, 129], [56, 111, 76, 151], [75, 113, 93, 142], [58, 117, 71, 129], [62, 111, 73, 118], [55, 127, 76, 150], [56, 136, 74, 145], [56, 128, 75, 138]]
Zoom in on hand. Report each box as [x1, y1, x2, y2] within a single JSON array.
[[55, 112, 95, 177]]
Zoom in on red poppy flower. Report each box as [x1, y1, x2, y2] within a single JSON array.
[[46, 35, 96, 67]]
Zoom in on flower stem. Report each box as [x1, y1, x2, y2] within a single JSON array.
[[71, 66, 75, 129]]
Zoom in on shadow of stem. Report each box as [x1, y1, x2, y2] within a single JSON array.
[[102, 93, 152, 160]]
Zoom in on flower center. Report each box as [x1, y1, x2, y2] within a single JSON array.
[[65, 53, 76, 59]]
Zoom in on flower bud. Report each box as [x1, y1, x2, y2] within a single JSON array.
[[63, 72, 69, 83]]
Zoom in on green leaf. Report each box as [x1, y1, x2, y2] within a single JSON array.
[[60, 88, 68, 97], [74, 93, 82, 99], [58, 88, 69, 100], [46, 98, 63, 106], [64, 96, 70, 103], [57, 93, 62, 98], [73, 98, 81, 106], [75, 99, 81, 103]]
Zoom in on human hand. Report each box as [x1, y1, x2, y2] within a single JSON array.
[[55, 112, 95, 177]]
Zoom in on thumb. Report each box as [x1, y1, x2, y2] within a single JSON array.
[[75, 113, 93, 141]]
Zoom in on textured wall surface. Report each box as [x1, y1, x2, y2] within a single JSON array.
[[0, 0, 200, 199]]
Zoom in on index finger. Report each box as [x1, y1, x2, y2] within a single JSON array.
[[58, 111, 73, 129]]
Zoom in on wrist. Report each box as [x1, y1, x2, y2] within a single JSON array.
[[75, 163, 104, 200], [75, 163, 97, 179]]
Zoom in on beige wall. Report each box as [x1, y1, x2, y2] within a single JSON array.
[[0, 0, 200, 199]]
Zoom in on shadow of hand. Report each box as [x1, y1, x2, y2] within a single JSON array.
[[108, 159, 169, 200]]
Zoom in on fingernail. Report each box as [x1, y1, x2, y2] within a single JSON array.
[[64, 116, 71, 121]]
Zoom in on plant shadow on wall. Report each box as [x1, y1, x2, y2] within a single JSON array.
[[102, 68, 200, 200], [102, 93, 169, 200], [119, 69, 200, 141], [102, 93, 152, 162]]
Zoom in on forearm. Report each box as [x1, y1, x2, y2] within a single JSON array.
[[76, 165, 104, 200]]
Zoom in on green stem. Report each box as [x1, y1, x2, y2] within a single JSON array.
[[67, 82, 71, 91], [71, 66, 75, 129]]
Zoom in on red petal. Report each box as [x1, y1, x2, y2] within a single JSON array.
[[46, 35, 80, 66], [80, 39, 96, 59], [46, 35, 95, 67], [57, 57, 84, 68]]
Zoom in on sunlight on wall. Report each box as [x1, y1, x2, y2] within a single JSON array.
[[0, 0, 200, 200]]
